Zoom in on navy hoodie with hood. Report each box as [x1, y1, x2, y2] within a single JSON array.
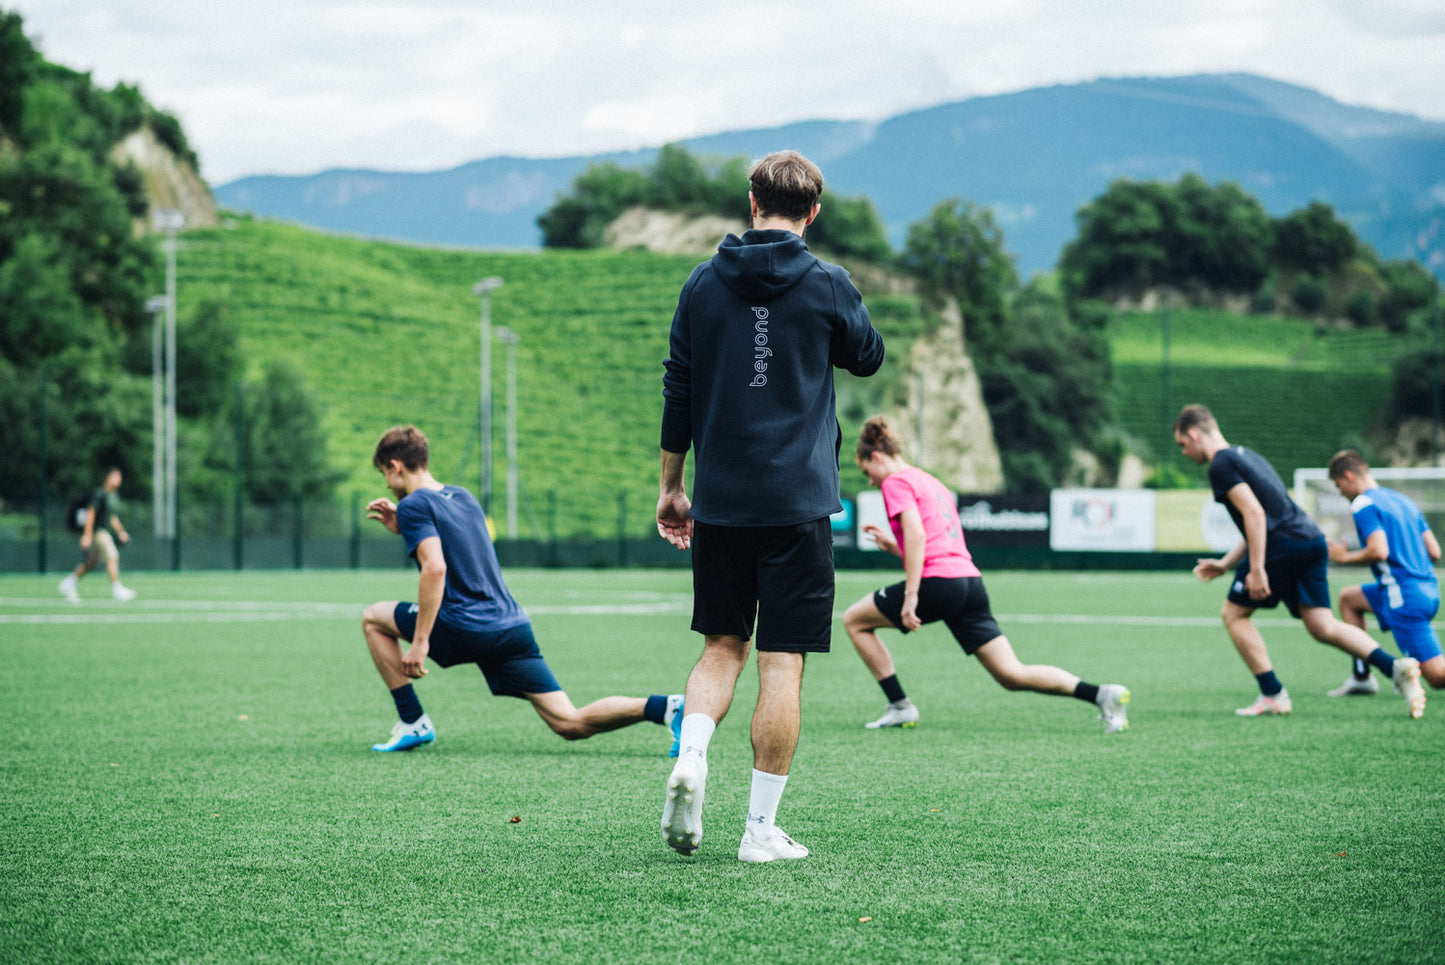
[[660, 228, 885, 526]]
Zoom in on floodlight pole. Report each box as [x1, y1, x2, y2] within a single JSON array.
[[145, 294, 170, 537], [154, 209, 184, 538], [496, 326, 521, 539], [473, 277, 504, 513]]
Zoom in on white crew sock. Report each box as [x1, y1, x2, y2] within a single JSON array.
[[677, 713, 716, 759], [746, 768, 789, 836]]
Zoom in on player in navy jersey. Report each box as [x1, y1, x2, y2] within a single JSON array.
[[1325, 450, 1443, 696], [1173, 406, 1425, 718], [361, 425, 683, 752]]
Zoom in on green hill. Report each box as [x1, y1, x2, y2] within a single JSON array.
[[178, 217, 931, 539], [1107, 308, 1400, 479]]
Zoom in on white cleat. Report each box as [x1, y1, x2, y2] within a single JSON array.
[[864, 702, 920, 729], [111, 583, 136, 602], [371, 714, 435, 752], [1326, 674, 1378, 697], [1096, 684, 1130, 734], [58, 575, 80, 603], [738, 826, 809, 863], [1392, 657, 1426, 719], [662, 754, 706, 855], [1236, 690, 1292, 717]]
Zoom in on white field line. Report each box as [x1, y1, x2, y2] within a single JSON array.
[[0, 596, 1340, 629]]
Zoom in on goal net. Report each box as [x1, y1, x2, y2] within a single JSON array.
[[1293, 466, 1445, 549]]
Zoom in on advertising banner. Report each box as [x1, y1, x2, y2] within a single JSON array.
[[955, 494, 1051, 547], [1050, 489, 1157, 552], [1154, 489, 1239, 553]]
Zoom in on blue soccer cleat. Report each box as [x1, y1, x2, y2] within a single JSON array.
[[667, 695, 685, 758], [372, 714, 435, 752]]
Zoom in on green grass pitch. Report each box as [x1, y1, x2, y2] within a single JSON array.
[[2, 568, 1441, 964]]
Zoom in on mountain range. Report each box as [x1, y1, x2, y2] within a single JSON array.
[[214, 73, 1445, 277]]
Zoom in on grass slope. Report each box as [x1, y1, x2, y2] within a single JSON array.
[[2, 568, 1441, 964], [178, 218, 931, 538]]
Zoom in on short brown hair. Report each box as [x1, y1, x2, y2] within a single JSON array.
[[1173, 404, 1217, 436], [373, 425, 429, 472], [1327, 449, 1369, 481], [856, 416, 903, 462], [748, 150, 824, 221]]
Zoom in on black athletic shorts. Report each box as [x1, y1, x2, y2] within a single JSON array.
[[392, 603, 562, 697], [873, 576, 1003, 655], [1224, 535, 1332, 618], [690, 518, 834, 653]]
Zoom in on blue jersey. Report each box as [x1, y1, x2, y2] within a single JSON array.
[[395, 485, 527, 633], [1352, 487, 1439, 592]]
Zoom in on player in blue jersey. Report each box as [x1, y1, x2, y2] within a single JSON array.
[[1173, 406, 1426, 718], [361, 425, 683, 752], [1325, 450, 1443, 696]]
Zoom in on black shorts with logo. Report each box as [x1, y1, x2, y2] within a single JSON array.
[[690, 518, 834, 653], [873, 576, 1003, 655]]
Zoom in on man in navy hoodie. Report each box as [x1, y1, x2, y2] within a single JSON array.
[[657, 150, 885, 862]]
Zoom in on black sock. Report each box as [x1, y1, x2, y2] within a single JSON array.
[[643, 694, 666, 725], [879, 674, 907, 704], [391, 684, 424, 724], [1255, 671, 1284, 697], [1352, 658, 1370, 680], [1365, 648, 1395, 677], [1073, 681, 1100, 704]]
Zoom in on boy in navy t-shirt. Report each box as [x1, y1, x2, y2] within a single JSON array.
[[361, 425, 683, 752], [1173, 405, 1425, 719]]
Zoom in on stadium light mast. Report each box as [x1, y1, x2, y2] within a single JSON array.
[[496, 326, 521, 539], [154, 208, 184, 538], [473, 277, 504, 512], [145, 294, 171, 537]]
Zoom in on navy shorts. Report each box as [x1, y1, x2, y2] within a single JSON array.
[[1225, 536, 1332, 618], [690, 518, 834, 653], [393, 603, 561, 697], [873, 576, 1004, 655]]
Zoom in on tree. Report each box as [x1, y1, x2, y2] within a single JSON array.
[[809, 195, 892, 265], [1059, 179, 1177, 297], [236, 361, 344, 503], [1272, 202, 1357, 274], [901, 199, 1017, 357], [0, 9, 40, 134]]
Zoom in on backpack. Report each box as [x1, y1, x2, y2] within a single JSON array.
[[67, 494, 91, 533]]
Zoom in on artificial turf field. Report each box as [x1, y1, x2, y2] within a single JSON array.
[[1, 567, 1441, 965]]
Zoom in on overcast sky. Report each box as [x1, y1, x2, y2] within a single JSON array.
[[12, 0, 1445, 185]]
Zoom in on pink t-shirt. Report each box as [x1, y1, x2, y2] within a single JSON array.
[[880, 467, 981, 579]]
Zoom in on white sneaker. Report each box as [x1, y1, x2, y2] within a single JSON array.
[[1236, 690, 1291, 716], [864, 702, 920, 729], [1095, 684, 1130, 734], [1392, 657, 1426, 719], [662, 753, 706, 855], [371, 714, 435, 751], [111, 583, 136, 602], [1326, 674, 1378, 697], [58, 575, 79, 603], [738, 826, 809, 863]]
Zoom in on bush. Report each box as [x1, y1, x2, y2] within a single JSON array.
[[1290, 274, 1327, 315], [1346, 289, 1376, 327]]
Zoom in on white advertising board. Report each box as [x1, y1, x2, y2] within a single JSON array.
[[1050, 489, 1158, 552]]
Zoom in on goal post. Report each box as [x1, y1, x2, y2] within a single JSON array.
[[1293, 466, 1445, 548]]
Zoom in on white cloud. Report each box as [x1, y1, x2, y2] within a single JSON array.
[[10, 0, 1444, 183]]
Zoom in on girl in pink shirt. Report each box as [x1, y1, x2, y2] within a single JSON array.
[[841, 417, 1130, 734]]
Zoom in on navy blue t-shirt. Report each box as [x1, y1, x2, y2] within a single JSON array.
[[1208, 446, 1320, 544], [395, 485, 527, 633]]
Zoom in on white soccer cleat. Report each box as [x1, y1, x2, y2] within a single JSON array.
[[111, 583, 136, 602], [1236, 690, 1291, 717], [58, 575, 80, 603], [371, 714, 435, 752], [738, 826, 809, 863], [1392, 657, 1426, 719], [662, 754, 706, 855], [1326, 674, 1378, 697], [864, 702, 920, 729], [1095, 684, 1130, 734]]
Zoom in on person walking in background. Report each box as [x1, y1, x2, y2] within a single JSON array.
[[59, 467, 136, 603], [657, 150, 885, 863], [1325, 450, 1443, 695], [1173, 405, 1426, 718], [362, 425, 684, 754], [842, 417, 1130, 734]]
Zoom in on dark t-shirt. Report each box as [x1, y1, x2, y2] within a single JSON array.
[[1208, 446, 1320, 544], [89, 487, 122, 539], [395, 485, 528, 633]]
